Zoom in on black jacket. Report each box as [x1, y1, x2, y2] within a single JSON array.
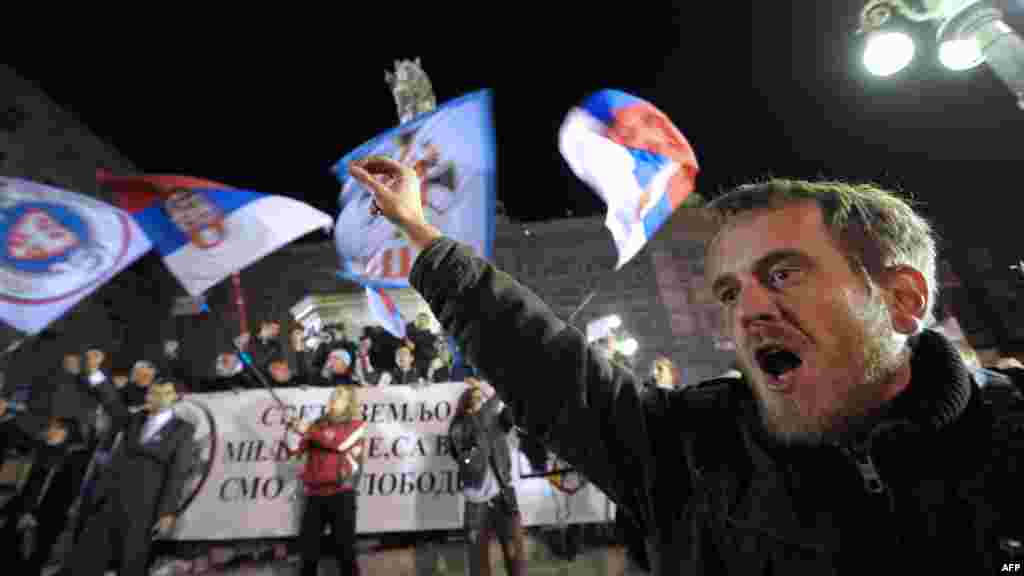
[[90, 379, 195, 521], [410, 237, 1024, 574], [448, 395, 515, 489], [4, 412, 84, 512]]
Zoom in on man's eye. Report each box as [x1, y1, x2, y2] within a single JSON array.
[[769, 267, 802, 287], [717, 288, 738, 305]]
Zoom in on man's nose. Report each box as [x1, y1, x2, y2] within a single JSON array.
[[736, 280, 780, 329]]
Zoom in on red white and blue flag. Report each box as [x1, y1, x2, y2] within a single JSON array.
[[559, 89, 699, 269], [366, 286, 406, 339], [98, 170, 332, 296]]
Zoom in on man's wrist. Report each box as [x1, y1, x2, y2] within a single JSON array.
[[401, 220, 443, 252]]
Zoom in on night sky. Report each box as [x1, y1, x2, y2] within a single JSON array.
[[9, 3, 1024, 258]]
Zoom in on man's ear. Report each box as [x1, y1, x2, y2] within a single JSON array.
[[880, 265, 929, 335]]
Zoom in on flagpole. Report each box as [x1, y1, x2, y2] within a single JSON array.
[[566, 290, 597, 326], [233, 340, 286, 409], [231, 272, 248, 336]]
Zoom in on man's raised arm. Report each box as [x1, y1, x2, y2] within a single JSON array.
[[348, 156, 668, 521]]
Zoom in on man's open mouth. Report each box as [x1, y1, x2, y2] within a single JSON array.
[[755, 346, 803, 379]]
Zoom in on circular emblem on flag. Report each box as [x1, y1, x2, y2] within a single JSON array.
[[163, 188, 227, 250], [0, 178, 134, 304]]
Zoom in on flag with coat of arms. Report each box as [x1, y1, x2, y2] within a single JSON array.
[[97, 170, 333, 297], [0, 177, 152, 334]]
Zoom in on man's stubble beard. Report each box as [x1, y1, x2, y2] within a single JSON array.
[[752, 290, 907, 447]]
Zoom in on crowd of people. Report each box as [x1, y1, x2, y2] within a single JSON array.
[[208, 313, 473, 393], [0, 303, 629, 576], [348, 155, 1024, 573], [3, 156, 1024, 575]]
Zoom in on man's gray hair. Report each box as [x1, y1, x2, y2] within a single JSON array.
[[707, 179, 939, 327]]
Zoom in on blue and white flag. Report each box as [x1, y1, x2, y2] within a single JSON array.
[[332, 90, 497, 289], [98, 172, 333, 297], [366, 286, 406, 339], [0, 177, 152, 334], [559, 89, 699, 269]]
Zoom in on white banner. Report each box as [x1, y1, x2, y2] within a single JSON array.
[[170, 382, 614, 540]]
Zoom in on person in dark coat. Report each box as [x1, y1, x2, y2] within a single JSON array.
[[425, 338, 453, 383], [351, 157, 1024, 573], [294, 330, 358, 387], [406, 312, 439, 377], [378, 344, 424, 387], [0, 353, 80, 464], [247, 321, 283, 370], [63, 372, 195, 576], [447, 379, 525, 576], [351, 333, 382, 385], [0, 413, 88, 575], [119, 360, 157, 411]]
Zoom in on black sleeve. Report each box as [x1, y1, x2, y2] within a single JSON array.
[[87, 375, 132, 434], [295, 350, 316, 387], [410, 238, 674, 520], [447, 415, 470, 464], [7, 411, 49, 443], [498, 405, 516, 433], [157, 420, 195, 518], [991, 366, 1024, 393]]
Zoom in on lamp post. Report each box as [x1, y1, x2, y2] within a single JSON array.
[[858, 0, 1024, 109]]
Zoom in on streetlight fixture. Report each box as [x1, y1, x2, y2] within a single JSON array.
[[858, 0, 1024, 109], [863, 30, 918, 75]]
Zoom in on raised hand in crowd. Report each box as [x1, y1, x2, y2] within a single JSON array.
[[63, 353, 81, 375], [348, 156, 440, 251], [164, 339, 180, 359], [234, 332, 251, 351], [85, 348, 105, 375], [259, 321, 281, 341], [286, 416, 311, 435], [291, 327, 305, 353]]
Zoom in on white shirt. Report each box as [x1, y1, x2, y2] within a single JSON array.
[[140, 409, 174, 444], [86, 371, 112, 435], [87, 371, 106, 387], [463, 465, 500, 504]]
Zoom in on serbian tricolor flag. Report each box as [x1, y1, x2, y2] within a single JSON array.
[[97, 170, 332, 296], [366, 286, 406, 339], [559, 90, 699, 269]]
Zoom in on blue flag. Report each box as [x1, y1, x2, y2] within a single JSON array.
[[333, 90, 497, 289]]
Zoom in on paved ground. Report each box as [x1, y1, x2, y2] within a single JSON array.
[[4, 484, 648, 576]]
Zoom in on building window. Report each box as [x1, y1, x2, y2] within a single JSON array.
[[0, 105, 26, 133]]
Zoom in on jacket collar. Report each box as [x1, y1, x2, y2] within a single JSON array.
[[887, 328, 972, 431]]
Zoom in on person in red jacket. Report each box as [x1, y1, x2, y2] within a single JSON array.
[[286, 385, 366, 576]]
